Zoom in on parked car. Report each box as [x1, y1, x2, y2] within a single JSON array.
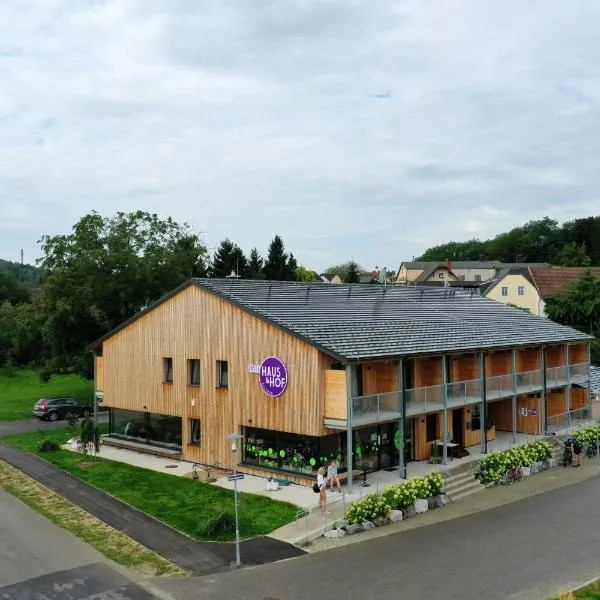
[[33, 397, 93, 422]]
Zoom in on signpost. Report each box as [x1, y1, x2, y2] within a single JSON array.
[[226, 433, 244, 567], [228, 474, 244, 481]]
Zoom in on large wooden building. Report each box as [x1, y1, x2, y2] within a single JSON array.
[[92, 279, 592, 489]]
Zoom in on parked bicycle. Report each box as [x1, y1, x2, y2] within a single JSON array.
[[503, 465, 524, 485], [563, 444, 573, 467], [586, 443, 598, 459]]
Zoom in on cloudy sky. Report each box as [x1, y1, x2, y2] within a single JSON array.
[[1, 1, 600, 272]]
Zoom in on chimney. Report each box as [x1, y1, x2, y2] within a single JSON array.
[[446, 258, 452, 271]]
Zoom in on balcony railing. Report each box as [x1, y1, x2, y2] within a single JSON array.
[[485, 373, 514, 401], [446, 379, 483, 407], [405, 384, 444, 415], [545, 365, 568, 389], [569, 362, 590, 383], [515, 369, 542, 393], [350, 391, 402, 427]]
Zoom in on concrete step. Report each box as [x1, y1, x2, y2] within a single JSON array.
[[444, 470, 484, 501], [450, 481, 486, 502]]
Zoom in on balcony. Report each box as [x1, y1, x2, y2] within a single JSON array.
[[323, 390, 402, 429], [545, 366, 568, 390], [569, 362, 590, 385]]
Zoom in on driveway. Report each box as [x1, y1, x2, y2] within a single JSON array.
[[152, 474, 600, 600], [0, 488, 156, 599], [0, 413, 108, 438]]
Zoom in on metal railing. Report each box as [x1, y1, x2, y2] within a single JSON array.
[[545, 365, 568, 388], [515, 368, 543, 391], [405, 384, 444, 414], [485, 373, 514, 399], [569, 362, 589, 382], [546, 406, 593, 435], [446, 378, 483, 406], [350, 391, 402, 424]]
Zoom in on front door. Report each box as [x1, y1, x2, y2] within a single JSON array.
[[452, 408, 464, 447], [404, 418, 415, 463], [354, 423, 402, 472]]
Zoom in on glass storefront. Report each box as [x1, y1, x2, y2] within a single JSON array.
[[109, 409, 182, 449], [243, 422, 401, 475]]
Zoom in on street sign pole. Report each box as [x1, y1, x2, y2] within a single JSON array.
[[233, 465, 240, 567]]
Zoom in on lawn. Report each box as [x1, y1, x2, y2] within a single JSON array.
[[3, 428, 298, 541], [0, 368, 93, 420]]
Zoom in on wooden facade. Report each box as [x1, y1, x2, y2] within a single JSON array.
[[96, 282, 591, 474]]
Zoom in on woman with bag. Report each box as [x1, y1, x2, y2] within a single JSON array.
[[316, 466, 329, 515]]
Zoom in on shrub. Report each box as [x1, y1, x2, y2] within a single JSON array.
[[38, 439, 60, 453], [478, 440, 553, 484], [574, 425, 600, 447], [425, 472, 445, 496], [195, 512, 238, 540], [346, 493, 391, 525], [39, 367, 53, 383]]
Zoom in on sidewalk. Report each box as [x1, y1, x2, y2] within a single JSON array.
[[304, 458, 600, 553]]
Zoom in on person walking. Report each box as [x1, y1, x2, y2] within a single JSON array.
[[327, 458, 341, 493], [317, 467, 329, 515]]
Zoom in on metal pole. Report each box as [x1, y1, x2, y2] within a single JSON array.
[[233, 459, 240, 567], [565, 344, 571, 413], [540, 347, 547, 435], [398, 359, 406, 479], [512, 348, 517, 444], [93, 353, 98, 428], [442, 355, 448, 465], [346, 365, 354, 494], [479, 352, 486, 454]]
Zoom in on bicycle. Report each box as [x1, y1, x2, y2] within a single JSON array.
[[586, 443, 598, 459], [503, 465, 524, 485], [563, 445, 573, 467]]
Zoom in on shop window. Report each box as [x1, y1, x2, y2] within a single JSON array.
[[188, 359, 201, 386], [163, 357, 173, 383], [501, 286, 508, 297], [189, 419, 201, 445], [110, 408, 181, 449], [217, 360, 228, 388], [471, 405, 481, 431], [426, 414, 438, 442]]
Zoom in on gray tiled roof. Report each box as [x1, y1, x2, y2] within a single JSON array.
[[193, 279, 591, 361], [591, 366, 600, 395]]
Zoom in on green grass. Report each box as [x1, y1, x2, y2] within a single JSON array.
[[0, 368, 93, 420], [3, 428, 298, 541]]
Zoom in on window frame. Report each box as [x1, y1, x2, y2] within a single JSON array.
[[517, 286, 525, 296], [501, 286, 509, 297], [187, 359, 201, 387], [189, 419, 201, 446], [438, 272, 444, 279], [217, 360, 229, 388], [163, 357, 174, 384]]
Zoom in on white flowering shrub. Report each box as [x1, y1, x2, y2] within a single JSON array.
[[346, 493, 391, 525], [573, 425, 600, 447], [478, 440, 553, 484]]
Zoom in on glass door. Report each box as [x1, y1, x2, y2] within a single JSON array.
[[378, 422, 400, 470], [404, 418, 415, 463]]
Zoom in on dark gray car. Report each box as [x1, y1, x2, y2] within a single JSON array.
[[33, 397, 93, 422]]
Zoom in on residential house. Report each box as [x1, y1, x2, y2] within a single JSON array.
[[92, 279, 592, 490]]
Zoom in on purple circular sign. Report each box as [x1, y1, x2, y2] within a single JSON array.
[[259, 356, 288, 397]]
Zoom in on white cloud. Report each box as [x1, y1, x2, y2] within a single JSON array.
[[1, 0, 600, 270]]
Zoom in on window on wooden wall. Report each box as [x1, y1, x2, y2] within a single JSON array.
[[470, 405, 481, 431], [188, 359, 201, 386], [189, 419, 201, 445], [163, 357, 173, 384], [217, 360, 229, 388], [426, 413, 438, 442]]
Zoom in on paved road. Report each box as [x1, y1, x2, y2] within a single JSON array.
[[153, 475, 600, 600], [0, 488, 155, 599], [0, 413, 109, 438]]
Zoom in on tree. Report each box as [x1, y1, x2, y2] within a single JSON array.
[[247, 248, 265, 280], [556, 242, 592, 267], [80, 418, 101, 460], [211, 239, 248, 278], [0, 271, 30, 305], [38, 211, 208, 375], [325, 261, 364, 283], [545, 270, 600, 363], [287, 253, 298, 279], [264, 235, 293, 281], [346, 261, 361, 283], [294, 266, 318, 281]]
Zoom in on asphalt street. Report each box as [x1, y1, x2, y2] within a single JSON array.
[[0, 413, 109, 438], [153, 475, 600, 600], [0, 487, 155, 600]]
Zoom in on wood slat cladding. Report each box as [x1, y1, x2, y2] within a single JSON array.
[[101, 285, 330, 467], [488, 396, 541, 434], [324, 370, 347, 419], [485, 350, 512, 376], [450, 354, 479, 382], [362, 361, 398, 395], [546, 345, 567, 368], [570, 344, 588, 364], [516, 347, 541, 372], [571, 386, 587, 409], [413, 357, 442, 387], [96, 357, 104, 391], [547, 388, 567, 417]]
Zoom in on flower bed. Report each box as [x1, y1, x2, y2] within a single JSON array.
[[477, 440, 553, 484], [346, 473, 444, 525]]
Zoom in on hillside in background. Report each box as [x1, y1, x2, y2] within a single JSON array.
[[0, 258, 40, 283], [416, 216, 600, 266]]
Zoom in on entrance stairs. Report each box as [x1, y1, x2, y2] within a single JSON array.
[[443, 462, 485, 502]]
